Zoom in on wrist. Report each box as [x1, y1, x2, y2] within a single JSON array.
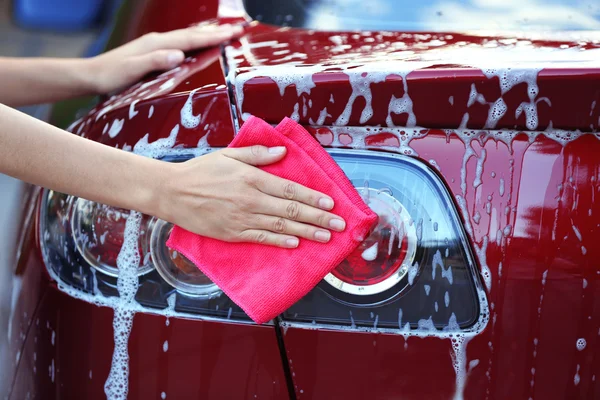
[[138, 158, 178, 223], [75, 57, 102, 96]]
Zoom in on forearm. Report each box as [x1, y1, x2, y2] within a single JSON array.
[[0, 57, 96, 107], [0, 104, 168, 217]]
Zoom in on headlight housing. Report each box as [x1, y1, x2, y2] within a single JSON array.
[[40, 150, 485, 330]]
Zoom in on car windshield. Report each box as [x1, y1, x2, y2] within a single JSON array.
[[243, 0, 600, 31]]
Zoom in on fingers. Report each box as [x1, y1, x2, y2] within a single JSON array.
[[256, 195, 346, 232], [223, 147, 336, 212], [137, 24, 243, 54], [253, 171, 335, 211], [237, 229, 299, 249], [222, 145, 287, 166], [253, 215, 332, 243], [125, 49, 185, 80]]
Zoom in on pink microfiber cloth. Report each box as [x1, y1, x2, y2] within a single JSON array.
[[167, 117, 378, 323]]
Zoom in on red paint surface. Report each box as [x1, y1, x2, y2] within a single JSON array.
[[10, 287, 288, 400], [6, 0, 600, 398], [232, 27, 600, 131], [284, 132, 600, 399], [9, 203, 287, 399]]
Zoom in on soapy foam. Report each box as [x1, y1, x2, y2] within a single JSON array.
[[361, 242, 378, 261], [134, 124, 180, 158], [181, 89, 201, 129], [103, 212, 141, 400], [432, 249, 453, 284], [107, 119, 124, 139], [128, 100, 139, 120]]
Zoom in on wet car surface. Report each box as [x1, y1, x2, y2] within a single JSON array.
[[5, 0, 600, 399]]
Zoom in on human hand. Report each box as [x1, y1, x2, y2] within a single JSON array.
[[161, 146, 347, 248], [86, 24, 243, 94]]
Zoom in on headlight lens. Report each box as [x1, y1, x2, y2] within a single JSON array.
[[71, 198, 154, 277], [40, 188, 245, 320], [149, 219, 220, 297]]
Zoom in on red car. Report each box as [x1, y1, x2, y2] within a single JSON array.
[[5, 0, 600, 399]]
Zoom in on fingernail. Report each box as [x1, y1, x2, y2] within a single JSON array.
[[329, 218, 346, 231], [318, 197, 334, 210], [268, 146, 286, 154], [286, 238, 299, 248], [314, 230, 331, 242], [167, 51, 184, 65]]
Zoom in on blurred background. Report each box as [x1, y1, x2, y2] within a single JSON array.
[[0, 0, 120, 391]]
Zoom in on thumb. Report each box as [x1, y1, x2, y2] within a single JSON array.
[[126, 49, 184, 80], [223, 145, 287, 166]]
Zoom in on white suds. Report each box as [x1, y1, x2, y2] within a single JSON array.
[[432, 249, 453, 285], [134, 124, 180, 158], [128, 100, 139, 119], [148, 105, 154, 118], [180, 89, 201, 129], [159, 78, 175, 91], [103, 212, 142, 400], [107, 119, 124, 138], [361, 243, 378, 261], [407, 261, 419, 285]]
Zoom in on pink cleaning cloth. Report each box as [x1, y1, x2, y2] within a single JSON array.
[[167, 117, 378, 324]]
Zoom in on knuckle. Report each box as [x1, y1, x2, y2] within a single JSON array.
[[239, 194, 257, 211], [182, 35, 195, 49], [317, 212, 327, 227], [283, 182, 297, 200], [304, 225, 314, 239], [241, 171, 258, 186], [286, 201, 300, 220], [144, 32, 159, 42], [151, 52, 167, 68], [273, 218, 286, 233], [255, 232, 268, 244], [250, 145, 263, 157]]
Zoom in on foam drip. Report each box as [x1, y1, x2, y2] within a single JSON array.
[[103, 212, 142, 400], [107, 119, 124, 139], [181, 89, 201, 129]]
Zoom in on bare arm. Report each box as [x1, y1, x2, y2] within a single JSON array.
[[0, 57, 94, 106], [0, 105, 346, 248], [0, 103, 165, 214], [0, 24, 243, 107]]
